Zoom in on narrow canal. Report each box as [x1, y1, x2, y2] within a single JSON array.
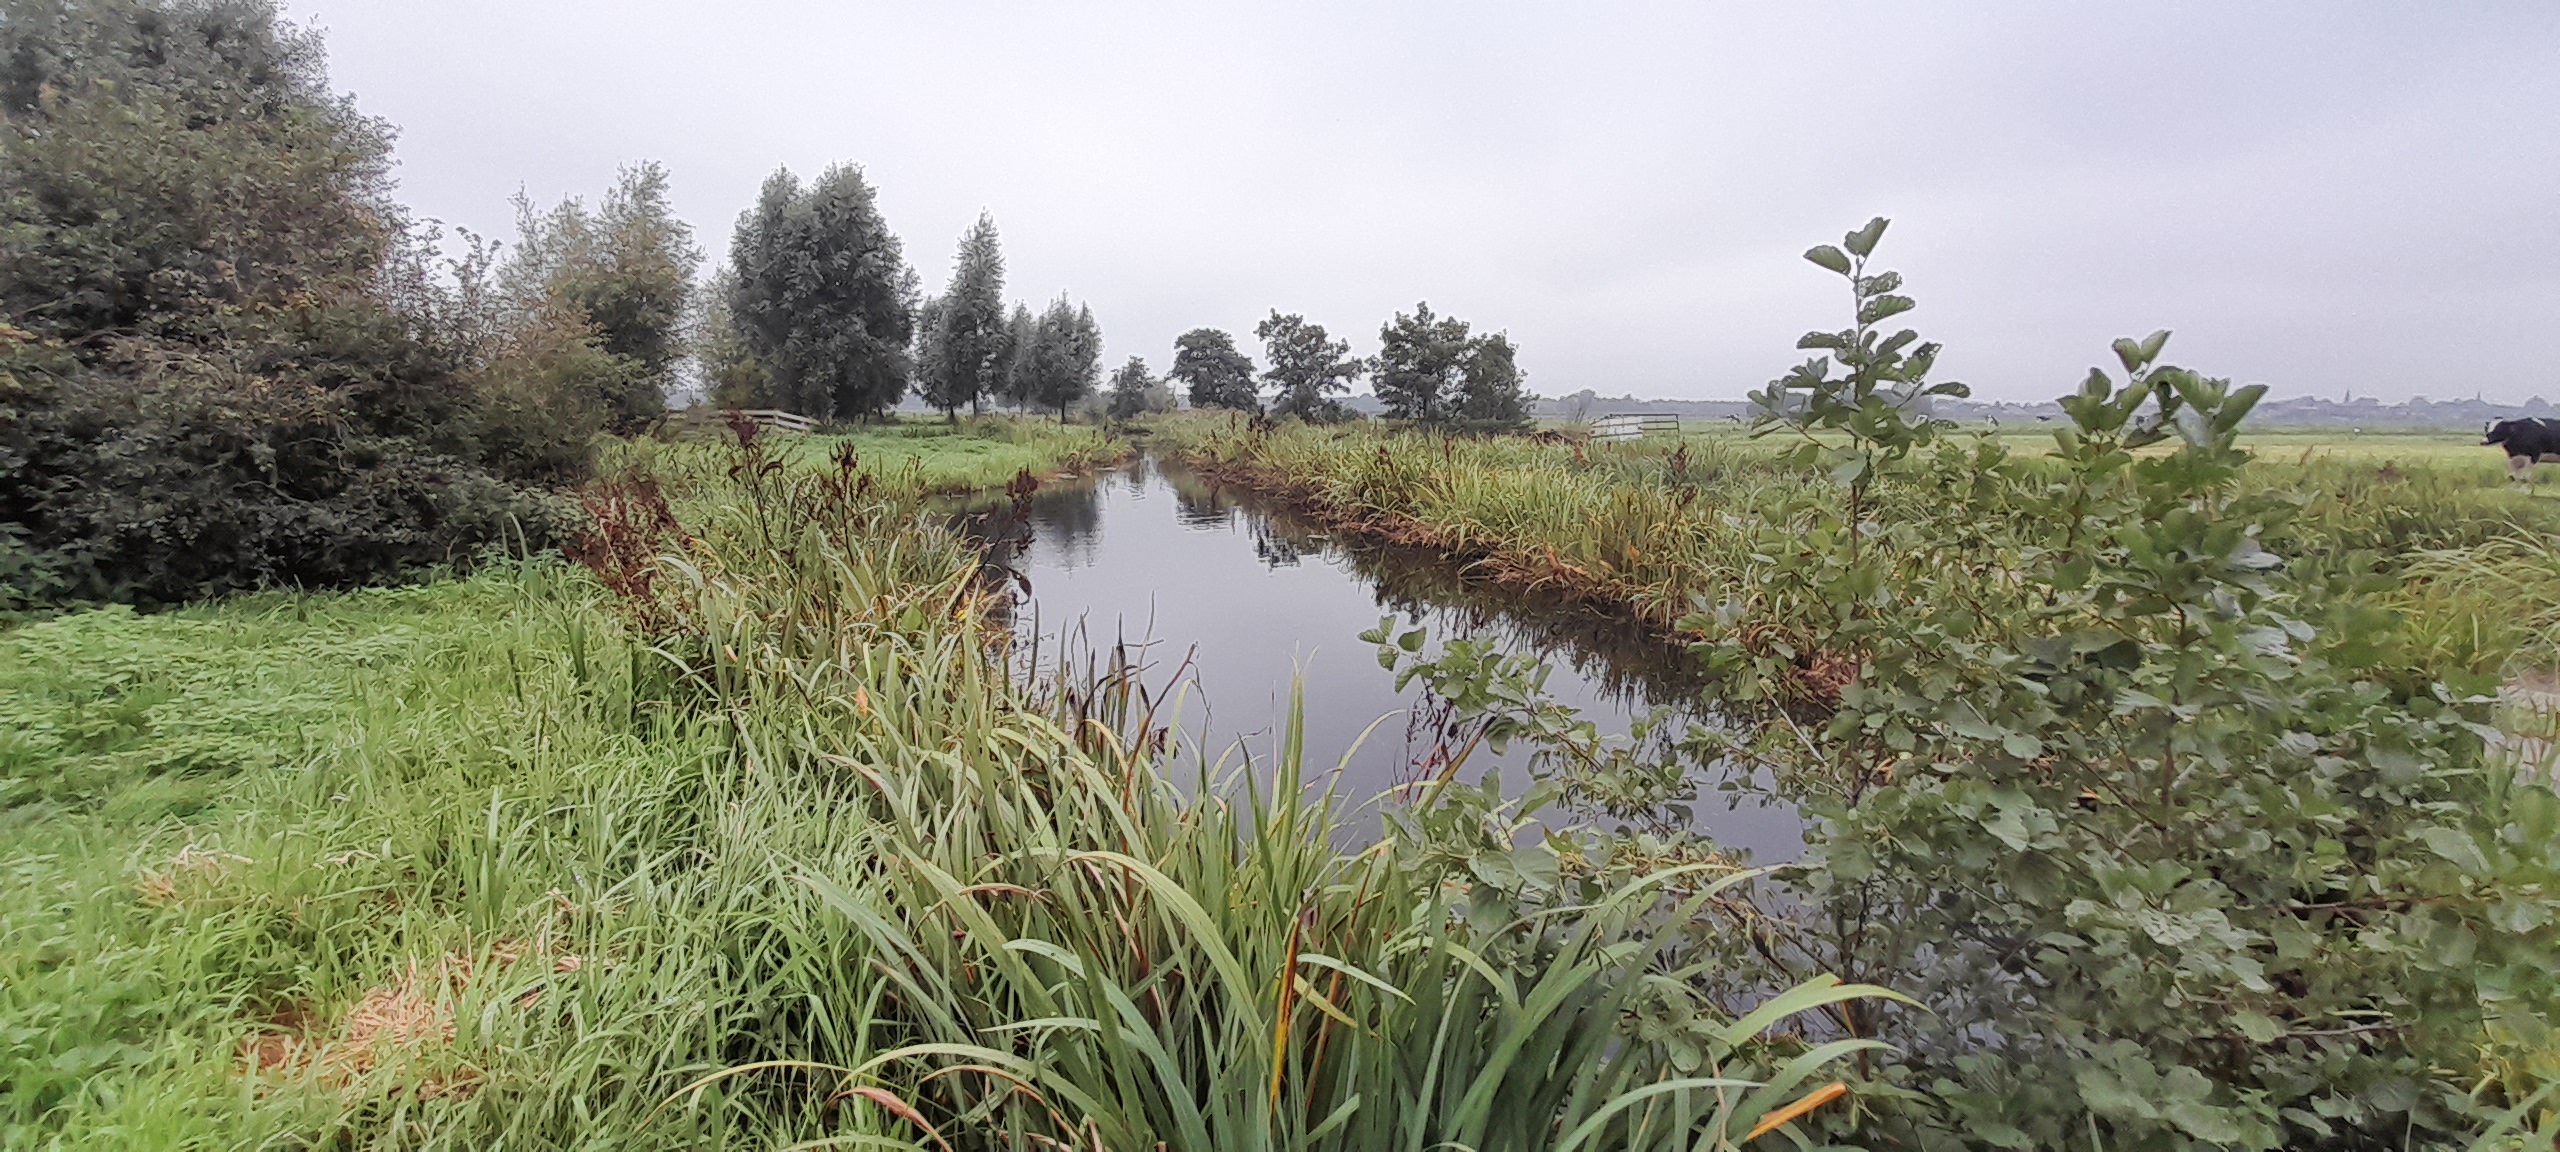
[[961, 452, 1804, 861]]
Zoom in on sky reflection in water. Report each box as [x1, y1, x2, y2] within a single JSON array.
[[963, 454, 1804, 862]]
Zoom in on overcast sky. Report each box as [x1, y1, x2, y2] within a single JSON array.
[[292, 1, 2559, 403]]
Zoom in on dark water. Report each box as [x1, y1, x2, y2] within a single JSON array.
[[958, 453, 1803, 862]]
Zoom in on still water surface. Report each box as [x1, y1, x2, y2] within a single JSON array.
[[962, 453, 1803, 861]]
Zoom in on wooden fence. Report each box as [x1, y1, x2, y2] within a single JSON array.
[[659, 407, 818, 438], [1590, 413, 1680, 442]]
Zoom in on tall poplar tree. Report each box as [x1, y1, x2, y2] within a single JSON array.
[[997, 303, 1037, 410], [1017, 297, 1100, 420], [911, 293, 949, 410], [726, 164, 916, 421], [915, 212, 1007, 419], [503, 162, 700, 431]]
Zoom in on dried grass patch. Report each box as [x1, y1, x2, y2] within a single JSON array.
[[135, 844, 250, 908], [239, 937, 583, 1098]]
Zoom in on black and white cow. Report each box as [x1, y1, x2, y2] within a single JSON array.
[[2484, 417, 2560, 479]]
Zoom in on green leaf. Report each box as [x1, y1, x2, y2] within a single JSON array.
[[2418, 826, 2490, 876], [1973, 1121, 2038, 1149], [1981, 806, 2033, 851], [1828, 838, 1875, 881], [2164, 1100, 2247, 1144], [2074, 1066, 2157, 1120], [1947, 704, 2002, 741], [1805, 244, 1852, 274], [1719, 974, 1916, 1048], [1858, 295, 1917, 325], [1845, 216, 1889, 257]]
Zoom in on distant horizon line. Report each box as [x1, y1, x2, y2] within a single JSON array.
[[1512, 390, 2556, 409]]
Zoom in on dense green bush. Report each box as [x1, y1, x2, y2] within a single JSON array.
[[1702, 224, 2559, 1148], [500, 162, 698, 433], [0, 0, 588, 607], [1341, 222, 2560, 1149], [1, 332, 564, 607]]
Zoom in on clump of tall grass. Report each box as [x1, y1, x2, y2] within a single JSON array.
[[2396, 533, 2560, 674], [1150, 415, 1817, 628], [615, 422, 1896, 1150]]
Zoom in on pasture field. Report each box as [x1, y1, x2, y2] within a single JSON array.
[[659, 414, 1126, 492], [0, 420, 1867, 1150], [1603, 421, 2512, 474]]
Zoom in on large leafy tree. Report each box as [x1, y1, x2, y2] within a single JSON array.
[[1370, 301, 1473, 423], [726, 164, 917, 421], [502, 162, 699, 431], [1372, 302, 1530, 429], [1255, 311, 1361, 421], [0, 0, 394, 343], [1457, 331, 1529, 428], [1167, 327, 1258, 412], [914, 212, 1007, 419], [1105, 355, 1172, 420]]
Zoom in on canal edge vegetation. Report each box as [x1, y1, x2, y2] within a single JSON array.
[[9, 0, 2560, 1147], [4, 416, 1899, 1148], [1152, 222, 2560, 1147]]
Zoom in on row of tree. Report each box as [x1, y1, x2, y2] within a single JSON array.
[[914, 216, 1109, 421], [1165, 305, 1529, 427], [0, 0, 1526, 607], [700, 175, 1528, 429], [702, 176, 1108, 423]]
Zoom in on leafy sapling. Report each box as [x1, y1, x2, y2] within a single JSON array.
[[1750, 217, 1971, 558]]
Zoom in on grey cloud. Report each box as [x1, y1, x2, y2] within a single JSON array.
[[298, 0, 2560, 401]]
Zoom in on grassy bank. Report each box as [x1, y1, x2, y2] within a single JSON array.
[[710, 414, 1125, 492], [1, 425, 1871, 1148], [1151, 415, 2560, 675]]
